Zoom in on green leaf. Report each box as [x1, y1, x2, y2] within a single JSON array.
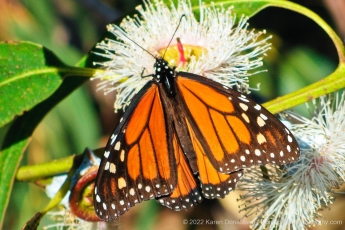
[[0, 77, 86, 229], [0, 47, 96, 228], [0, 42, 95, 128], [0, 41, 66, 128]]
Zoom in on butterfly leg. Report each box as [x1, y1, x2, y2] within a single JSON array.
[[140, 67, 156, 80]]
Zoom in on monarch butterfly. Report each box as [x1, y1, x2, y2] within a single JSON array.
[[93, 39, 300, 220]]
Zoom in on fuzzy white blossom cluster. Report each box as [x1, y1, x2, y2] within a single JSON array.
[[238, 93, 345, 230]]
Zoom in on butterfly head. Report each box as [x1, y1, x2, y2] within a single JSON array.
[[154, 57, 176, 97]]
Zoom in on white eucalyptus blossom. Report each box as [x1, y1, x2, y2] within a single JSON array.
[[238, 93, 345, 230], [92, 0, 271, 111]]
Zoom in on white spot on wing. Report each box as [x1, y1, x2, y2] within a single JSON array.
[[238, 96, 249, 102], [239, 103, 248, 111], [118, 177, 126, 189], [255, 149, 261, 156], [120, 150, 125, 162], [254, 104, 261, 110], [288, 135, 293, 143], [257, 133, 266, 144], [260, 113, 268, 120], [257, 116, 266, 127], [110, 134, 117, 145], [104, 151, 110, 158], [242, 113, 250, 123], [104, 162, 110, 171], [114, 141, 121, 151], [110, 163, 116, 174]]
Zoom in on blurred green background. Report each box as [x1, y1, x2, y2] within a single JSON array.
[[0, 0, 344, 229]]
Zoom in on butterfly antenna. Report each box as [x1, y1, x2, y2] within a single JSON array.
[[163, 14, 186, 58], [119, 28, 156, 59]]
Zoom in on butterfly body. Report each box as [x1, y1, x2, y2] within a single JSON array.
[[153, 57, 177, 97], [94, 58, 300, 221]]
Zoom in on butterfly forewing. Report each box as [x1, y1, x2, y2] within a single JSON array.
[[94, 83, 177, 221], [176, 73, 300, 174]]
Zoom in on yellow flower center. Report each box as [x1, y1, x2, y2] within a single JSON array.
[[158, 44, 206, 68]]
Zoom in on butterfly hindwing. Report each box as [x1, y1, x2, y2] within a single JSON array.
[[94, 83, 177, 221], [156, 130, 202, 211], [175, 72, 300, 174], [185, 119, 244, 199]]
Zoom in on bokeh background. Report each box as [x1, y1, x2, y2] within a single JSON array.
[[0, 0, 344, 229]]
